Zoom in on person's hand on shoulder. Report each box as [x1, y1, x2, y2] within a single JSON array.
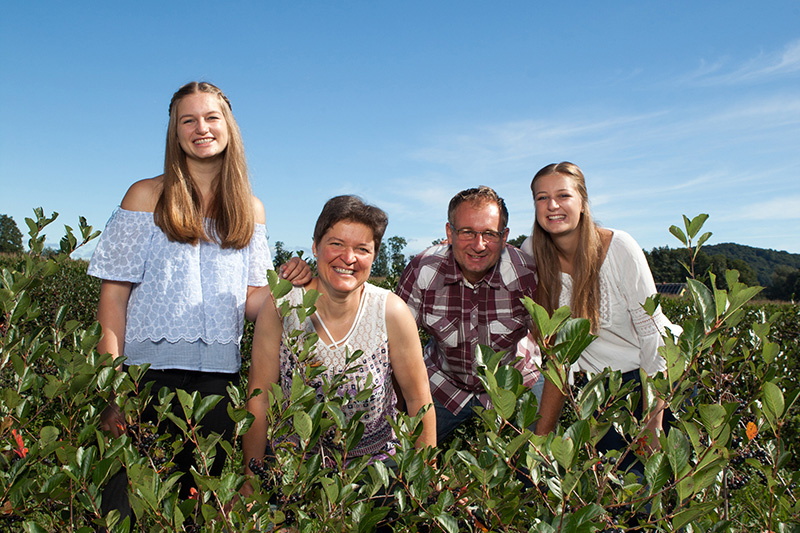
[[280, 257, 312, 286]]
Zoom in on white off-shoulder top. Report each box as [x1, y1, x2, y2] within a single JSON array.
[[88, 208, 272, 372]]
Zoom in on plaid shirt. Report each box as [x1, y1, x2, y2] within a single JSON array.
[[396, 244, 539, 415]]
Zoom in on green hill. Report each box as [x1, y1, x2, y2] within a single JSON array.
[[703, 243, 800, 286]]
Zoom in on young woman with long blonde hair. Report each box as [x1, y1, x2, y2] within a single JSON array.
[[526, 162, 678, 469], [89, 81, 309, 525]]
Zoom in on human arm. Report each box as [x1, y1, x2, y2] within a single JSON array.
[[611, 232, 674, 447], [241, 295, 283, 497], [244, 197, 311, 321], [642, 394, 666, 452], [386, 293, 436, 448], [395, 258, 420, 312], [534, 376, 567, 435], [95, 280, 132, 437], [614, 231, 678, 375], [92, 180, 158, 438]]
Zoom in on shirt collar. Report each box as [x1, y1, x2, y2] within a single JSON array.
[[442, 247, 505, 289]]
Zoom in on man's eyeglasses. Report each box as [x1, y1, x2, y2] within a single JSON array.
[[453, 228, 504, 243]]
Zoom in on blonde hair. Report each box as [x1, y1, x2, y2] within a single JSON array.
[[530, 162, 603, 332], [155, 81, 254, 249]]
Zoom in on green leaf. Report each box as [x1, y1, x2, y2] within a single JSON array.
[[666, 430, 690, 477], [77, 446, 96, 480], [293, 411, 313, 441], [177, 389, 194, 420], [762, 381, 785, 422], [644, 453, 671, 492], [669, 225, 688, 246], [522, 298, 571, 340], [564, 419, 590, 449], [303, 288, 320, 308], [492, 388, 517, 421], [320, 477, 339, 503], [40, 425, 60, 445], [193, 394, 222, 423], [553, 318, 596, 365], [268, 270, 292, 300], [434, 513, 459, 533], [687, 279, 715, 331], [550, 435, 575, 468], [201, 503, 218, 523], [22, 522, 51, 533], [672, 501, 721, 529], [761, 341, 780, 364], [698, 404, 728, 442], [686, 213, 709, 239]]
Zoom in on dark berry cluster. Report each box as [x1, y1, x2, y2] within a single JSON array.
[[127, 423, 172, 473], [248, 458, 276, 491]]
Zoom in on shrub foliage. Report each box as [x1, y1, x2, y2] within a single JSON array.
[[0, 210, 798, 531]]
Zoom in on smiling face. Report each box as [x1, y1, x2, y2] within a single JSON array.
[[175, 92, 229, 161], [446, 200, 508, 284], [533, 172, 585, 238], [313, 220, 376, 297]]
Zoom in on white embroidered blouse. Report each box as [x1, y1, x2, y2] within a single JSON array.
[[523, 229, 678, 376]]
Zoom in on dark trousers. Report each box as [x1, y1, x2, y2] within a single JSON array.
[[595, 369, 673, 473], [100, 368, 238, 528]]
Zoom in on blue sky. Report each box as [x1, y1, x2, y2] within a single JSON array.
[[2, 2, 799, 261]]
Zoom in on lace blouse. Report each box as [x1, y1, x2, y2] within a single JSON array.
[[88, 208, 271, 369], [279, 283, 397, 458]]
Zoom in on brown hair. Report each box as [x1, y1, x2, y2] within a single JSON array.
[[530, 162, 603, 332], [447, 186, 509, 231], [313, 195, 388, 252], [155, 81, 254, 249]]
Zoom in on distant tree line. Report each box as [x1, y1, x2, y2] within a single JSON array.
[[0, 214, 23, 253], [10, 208, 789, 302], [644, 244, 799, 301], [507, 233, 799, 302]]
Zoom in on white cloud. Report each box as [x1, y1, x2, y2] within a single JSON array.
[[725, 195, 800, 221], [684, 40, 800, 86]]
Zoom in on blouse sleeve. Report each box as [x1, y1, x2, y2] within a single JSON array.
[[87, 208, 154, 283], [613, 231, 675, 375], [248, 223, 272, 287]]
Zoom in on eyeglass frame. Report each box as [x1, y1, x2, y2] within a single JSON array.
[[449, 225, 507, 243]]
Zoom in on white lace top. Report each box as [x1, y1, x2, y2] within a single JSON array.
[[88, 208, 271, 349], [523, 230, 678, 376], [279, 283, 397, 458]]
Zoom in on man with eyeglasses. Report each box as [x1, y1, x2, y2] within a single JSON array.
[[396, 186, 543, 443]]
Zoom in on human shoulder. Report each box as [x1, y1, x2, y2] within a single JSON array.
[[120, 176, 163, 212], [608, 229, 644, 258], [384, 290, 409, 317], [251, 196, 266, 225], [410, 243, 451, 266], [501, 244, 537, 277], [398, 244, 451, 290], [384, 291, 418, 332], [605, 229, 651, 279]]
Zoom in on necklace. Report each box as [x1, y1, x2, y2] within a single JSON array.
[[314, 286, 367, 350]]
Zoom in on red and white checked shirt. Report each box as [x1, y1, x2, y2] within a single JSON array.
[[396, 244, 540, 415]]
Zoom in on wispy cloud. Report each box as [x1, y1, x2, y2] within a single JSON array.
[[724, 195, 800, 221], [682, 39, 800, 86], [409, 112, 668, 175]]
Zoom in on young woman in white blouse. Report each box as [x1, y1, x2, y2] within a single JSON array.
[[89, 81, 309, 523], [525, 162, 677, 465]]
